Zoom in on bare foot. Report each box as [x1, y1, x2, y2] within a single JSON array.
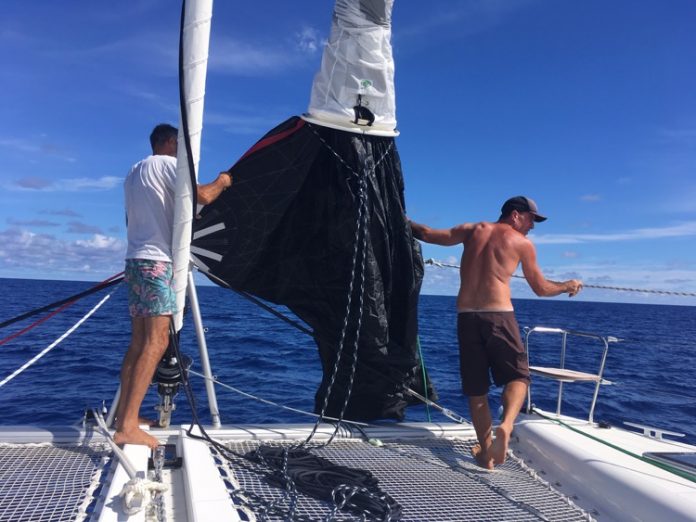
[[471, 443, 493, 470], [489, 426, 511, 465], [114, 427, 159, 450]]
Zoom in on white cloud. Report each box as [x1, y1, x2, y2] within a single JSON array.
[[658, 128, 696, 147], [7, 218, 59, 227], [0, 137, 76, 162], [532, 221, 696, 244], [662, 188, 696, 213], [0, 228, 125, 277], [580, 194, 601, 202], [42, 208, 82, 217], [204, 111, 286, 136], [209, 29, 321, 76], [396, 0, 536, 42], [209, 38, 291, 74], [8, 176, 122, 192], [67, 221, 103, 235], [295, 27, 323, 54]]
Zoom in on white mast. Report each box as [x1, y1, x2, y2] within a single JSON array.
[[171, 0, 221, 427], [172, 0, 214, 332]]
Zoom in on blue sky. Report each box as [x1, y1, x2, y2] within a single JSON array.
[[1, 0, 695, 305]]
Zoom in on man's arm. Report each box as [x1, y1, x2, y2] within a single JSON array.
[[519, 239, 583, 297], [197, 172, 232, 205], [409, 220, 472, 246]]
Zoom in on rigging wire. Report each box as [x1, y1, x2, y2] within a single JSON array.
[[0, 272, 124, 331], [0, 299, 77, 348], [199, 268, 468, 425], [424, 258, 696, 297], [0, 288, 118, 388], [188, 369, 370, 426]]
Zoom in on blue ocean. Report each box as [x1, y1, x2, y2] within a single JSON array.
[[1, 278, 695, 445]]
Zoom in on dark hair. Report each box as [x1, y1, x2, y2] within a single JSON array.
[[149, 123, 178, 152]]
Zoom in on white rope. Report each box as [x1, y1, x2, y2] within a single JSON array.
[[92, 410, 138, 479], [424, 258, 696, 297], [92, 410, 169, 515], [119, 477, 169, 515], [0, 291, 114, 388]]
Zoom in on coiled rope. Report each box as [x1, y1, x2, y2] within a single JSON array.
[[424, 258, 696, 297], [92, 410, 168, 516]]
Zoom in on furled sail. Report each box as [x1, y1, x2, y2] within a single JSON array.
[[171, 0, 213, 332], [192, 0, 436, 421]]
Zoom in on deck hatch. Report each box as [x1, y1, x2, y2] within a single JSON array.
[[643, 452, 696, 474]]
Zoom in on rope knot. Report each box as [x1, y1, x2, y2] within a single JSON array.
[[119, 477, 168, 515]]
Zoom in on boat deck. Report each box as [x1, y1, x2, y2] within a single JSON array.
[[217, 436, 590, 521], [0, 441, 111, 522], [0, 422, 592, 521]]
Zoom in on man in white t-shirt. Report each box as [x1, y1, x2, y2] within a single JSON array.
[[116, 124, 232, 449]]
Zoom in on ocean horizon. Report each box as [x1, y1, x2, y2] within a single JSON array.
[[1, 277, 694, 446]]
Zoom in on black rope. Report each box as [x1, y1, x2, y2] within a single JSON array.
[[178, 0, 198, 214], [203, 271, 314, 337], [173, 135, 402, 519], [0, 275, 123, 330]]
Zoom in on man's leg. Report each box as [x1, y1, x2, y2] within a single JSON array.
[[115, 318, 144, 427], [468, 394, 494, 470], [114, 315, 170, 449], [488, 378, 528, 465]]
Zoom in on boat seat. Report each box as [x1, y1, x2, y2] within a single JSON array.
[[524, 326, 619, 422], [529, 365, 613, 384]]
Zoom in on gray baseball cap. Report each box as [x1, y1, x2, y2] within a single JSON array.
[[501, 196, 547, 222]]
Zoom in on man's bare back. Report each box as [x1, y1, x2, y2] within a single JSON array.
[[410, 195, 582, 470], [457, 221, 528, 311]]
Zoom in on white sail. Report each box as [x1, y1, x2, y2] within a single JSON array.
[[305, 0, 398, 136], [172, 0, 214, 331]]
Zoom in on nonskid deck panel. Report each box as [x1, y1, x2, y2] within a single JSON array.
[[0, 442, 111, 522], [217, 437, 592, 521]]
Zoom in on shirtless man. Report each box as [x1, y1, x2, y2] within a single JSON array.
[[117, 123, 232, 449], [410, 196, 582, 469]]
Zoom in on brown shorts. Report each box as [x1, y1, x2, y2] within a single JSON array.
[[457, 312, 530, 396]]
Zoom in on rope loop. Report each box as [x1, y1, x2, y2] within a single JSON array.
[[119, 477, 168, 515]]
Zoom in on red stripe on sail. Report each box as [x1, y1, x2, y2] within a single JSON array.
[[238, 118, 306, 163]]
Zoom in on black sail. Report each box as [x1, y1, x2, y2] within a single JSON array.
[[191, 117, 435, 421]]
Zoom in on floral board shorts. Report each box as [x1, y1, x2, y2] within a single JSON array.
[[124, 259, 177, 317]]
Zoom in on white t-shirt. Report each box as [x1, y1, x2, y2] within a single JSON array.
[[124, 154, 177, 261]]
